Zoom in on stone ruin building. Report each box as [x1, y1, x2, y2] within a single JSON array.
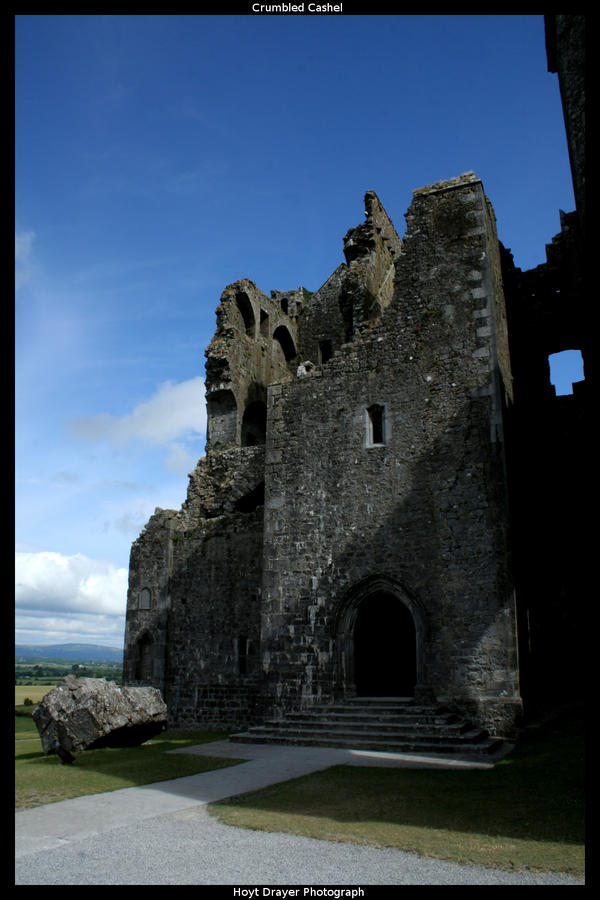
[[123, 16, 587, 744]]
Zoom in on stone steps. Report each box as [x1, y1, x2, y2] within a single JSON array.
[[280, 708, 464, 726], [230, 697, 504, 756], [262, 718, 473, 736], [230, 730, 502, 756]]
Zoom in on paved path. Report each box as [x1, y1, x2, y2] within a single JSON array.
[[15, 741, 584, 886]]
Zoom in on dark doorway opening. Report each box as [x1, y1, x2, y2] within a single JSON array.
[[353, 592, 416, 696], [241, 400, 267, 446]]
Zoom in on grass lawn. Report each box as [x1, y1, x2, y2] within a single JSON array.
[[15, 715, 244, 811], [210, 712, 584, 878]]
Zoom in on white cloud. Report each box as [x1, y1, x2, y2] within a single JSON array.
[[15, 613, 126, 648], [68, 377, 206, 473], [15, 550, 128, 618], [164, 440, 200, 473]]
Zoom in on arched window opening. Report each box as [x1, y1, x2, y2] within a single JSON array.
[[367, 404, 385, 446], [241, 401, 267, 446], [548, 349, 585, 396], [280, 297, 289, 315], [139, 588, 151, 610], [273, 325, 297, 362], [236, 292, 255, 337], [260, 309, 270, 338]]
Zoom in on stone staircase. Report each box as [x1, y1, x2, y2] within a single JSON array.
[[230, 697, 504, 756]]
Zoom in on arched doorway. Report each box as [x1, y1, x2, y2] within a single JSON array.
[[353, 591, 417, 697]]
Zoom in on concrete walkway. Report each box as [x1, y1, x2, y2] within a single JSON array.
[[15, 741, 584, 886]]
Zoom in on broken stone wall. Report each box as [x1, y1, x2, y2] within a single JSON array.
[[205, 279, 301, 452], [125, 447, 266, 729], [298, 190, 402, 364], [123, 508, 176, 695]]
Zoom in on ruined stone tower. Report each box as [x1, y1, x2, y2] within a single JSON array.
[[124, 174, 522, 736]]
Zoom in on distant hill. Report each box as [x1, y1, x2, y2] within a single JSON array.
[[15, 643, 123, 664]]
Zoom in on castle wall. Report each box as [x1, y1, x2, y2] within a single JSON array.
[[124, 175, 523, 736], [546, 15, 585, 235], [260, 175, 520, 734], [163, 504, 264, 729]]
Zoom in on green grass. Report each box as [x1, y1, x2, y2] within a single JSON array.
[[210, 712, 584, 878], [15, 718, 244, 810], [15, 708, 39, 732]]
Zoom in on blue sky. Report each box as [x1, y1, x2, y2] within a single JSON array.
[[15, 13, 579, 648]]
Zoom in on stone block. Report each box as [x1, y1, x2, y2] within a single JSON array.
[[33, 676, 167, 754]]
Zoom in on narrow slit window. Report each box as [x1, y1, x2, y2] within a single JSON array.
[[367, 404, 385, 445], [238, 636, 248, 675]]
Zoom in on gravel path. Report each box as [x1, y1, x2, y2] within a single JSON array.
[[14, 803, 584, 886]]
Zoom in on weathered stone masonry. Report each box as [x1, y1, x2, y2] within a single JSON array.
[[124, 174, 522, 736], [260, 176, 519, 735]]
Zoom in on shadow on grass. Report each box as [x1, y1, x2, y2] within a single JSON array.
[[209, 712, 584, 876], [15, 727, 247, 810]]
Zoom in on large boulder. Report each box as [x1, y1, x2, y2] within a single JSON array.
[[33, 676, 168, 754]]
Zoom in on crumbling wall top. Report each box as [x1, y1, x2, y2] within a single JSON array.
[[413, 171, 481, 196], [342, 190, 402, 264]]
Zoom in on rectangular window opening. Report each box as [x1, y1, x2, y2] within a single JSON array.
[[367, 404, 385, 446]]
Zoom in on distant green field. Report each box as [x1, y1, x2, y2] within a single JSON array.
[[15, 685, 55, 706], [16, 661, 122, 686]]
